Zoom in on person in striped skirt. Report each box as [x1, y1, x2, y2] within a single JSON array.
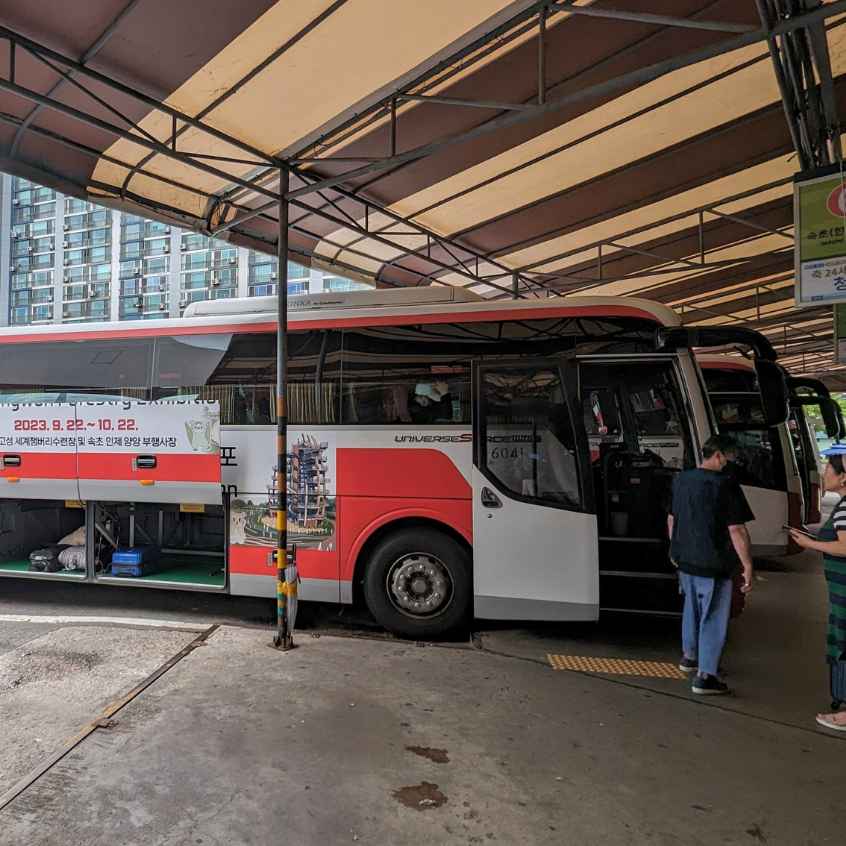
[[789, 444, 846, 731]]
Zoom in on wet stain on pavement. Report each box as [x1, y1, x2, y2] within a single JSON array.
[[405, 745, 449, 763], [393, 782, 447, 810], [746, 824, 767, 843]]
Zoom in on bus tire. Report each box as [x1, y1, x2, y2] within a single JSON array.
[[362, 527, 471, 639]]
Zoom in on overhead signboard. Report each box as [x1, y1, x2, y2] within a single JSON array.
[[795, 171, 846, 306]]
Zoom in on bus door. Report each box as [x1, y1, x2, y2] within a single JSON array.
[[580, 358, 692, 613], [75, 400, 222, 505], [472, 360, 598, 621], [0, 401, 82, 501]]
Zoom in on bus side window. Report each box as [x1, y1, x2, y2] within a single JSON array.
[[0, 337, 153, 400], [480, 366, 581, 509], [151, 331, 343, 426], [340, 328, 470, 426], [709, 393, 786, 491], [287, 331, 343, 425], [617, 363, 692, 469]]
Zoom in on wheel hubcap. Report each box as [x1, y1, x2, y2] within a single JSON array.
[[387, 553, 454, 619]]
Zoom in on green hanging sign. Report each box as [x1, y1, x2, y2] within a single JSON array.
[[795, 171, 846, 306]]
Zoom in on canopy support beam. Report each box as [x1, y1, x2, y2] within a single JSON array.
[[756, 0, 843, 170], [284, 0, 846, 201], [396, 93, 533, 111], [555, 5, 759, 34]]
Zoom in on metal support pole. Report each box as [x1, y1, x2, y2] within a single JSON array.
[[274, 167, 294, 651], [512, 272, 519, 299], [755, 0, 810, 170], [537, 4, 546, 105]]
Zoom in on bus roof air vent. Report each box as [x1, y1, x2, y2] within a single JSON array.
[[181, 286, 483, 318]]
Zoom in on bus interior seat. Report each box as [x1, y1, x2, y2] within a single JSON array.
[[598, 444, 673, 539]]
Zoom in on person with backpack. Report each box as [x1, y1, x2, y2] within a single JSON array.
[[788, 444, 846, 731], [668, 434, 755, 696]]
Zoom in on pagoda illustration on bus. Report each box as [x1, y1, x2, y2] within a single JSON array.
[[230, 434, 335, 550]]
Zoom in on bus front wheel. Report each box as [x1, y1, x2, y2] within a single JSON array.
[[362, 527, 471, 639]]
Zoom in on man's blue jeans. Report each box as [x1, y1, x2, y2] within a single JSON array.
[[679, 572, 733, 677]]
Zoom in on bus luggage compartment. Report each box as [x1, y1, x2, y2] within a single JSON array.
[[0, 499, 87, 580]]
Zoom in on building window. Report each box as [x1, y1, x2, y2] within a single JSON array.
[[143, 256, 169, 276], [182, 233, 207, 251], [323, 276, 369, 293], [144, 236, 170, 256]]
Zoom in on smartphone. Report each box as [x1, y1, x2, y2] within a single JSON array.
[[783, 524, 814, 538]]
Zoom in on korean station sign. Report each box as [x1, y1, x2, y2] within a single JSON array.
[[795, 171, 846, 306]]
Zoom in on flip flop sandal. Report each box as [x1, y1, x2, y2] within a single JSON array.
[[815, 712, 846, 731]]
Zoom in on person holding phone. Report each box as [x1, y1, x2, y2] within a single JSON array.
[[788, 444, 846, 731]]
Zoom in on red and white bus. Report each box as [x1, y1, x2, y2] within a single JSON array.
[[700, 356, 841, 554], [0, 288, 787, 636]]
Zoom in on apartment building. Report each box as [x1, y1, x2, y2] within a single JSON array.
[[0, 174, 368, 326]]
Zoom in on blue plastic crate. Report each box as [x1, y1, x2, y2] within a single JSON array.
[[109, 560, 163, 578], [111, 546, 160, 565]]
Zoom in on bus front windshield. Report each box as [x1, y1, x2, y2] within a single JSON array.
[[709, 393, 786, 492]]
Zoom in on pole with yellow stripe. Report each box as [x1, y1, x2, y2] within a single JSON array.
[[274, 167, 294, 650]]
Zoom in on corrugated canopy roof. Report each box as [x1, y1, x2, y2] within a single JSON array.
[[0, 1, 845, 383]]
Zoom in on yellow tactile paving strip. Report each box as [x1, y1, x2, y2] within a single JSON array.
[[547, 654, 687, 680]]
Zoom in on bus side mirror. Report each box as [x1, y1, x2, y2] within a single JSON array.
[[820, 397, 844, 440], [754, 359, 789, 426]]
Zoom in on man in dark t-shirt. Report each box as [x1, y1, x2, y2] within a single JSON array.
[[668, 434, 755, 696]]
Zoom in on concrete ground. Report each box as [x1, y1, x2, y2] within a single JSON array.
[[0, 624, 197, 797], [0, 551, 841, 846]]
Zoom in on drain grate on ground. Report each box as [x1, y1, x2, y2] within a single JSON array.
[[547, 654, 687, 679]]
